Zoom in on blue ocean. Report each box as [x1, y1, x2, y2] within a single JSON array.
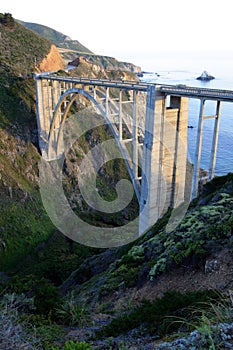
[[137, 51, 233, 176]]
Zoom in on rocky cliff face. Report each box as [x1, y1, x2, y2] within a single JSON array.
[[70, 54, 141, 74], [39, 44, 66, 72]]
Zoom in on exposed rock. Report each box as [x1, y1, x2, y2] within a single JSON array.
[[39, 44, 66, 72], [204, 259, 220, 273], [70, 53, 141, 74], [196, 70, 215, 81]]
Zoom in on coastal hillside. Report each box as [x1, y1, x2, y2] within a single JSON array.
[[18, 19, 141, 73], [0, 13, 66, 272], [17, 20, 93, 54], [0, 12, 233, 350], [0, 13, 65, 128], [69, 53, 141, 74], [0, 12, 139, 272]]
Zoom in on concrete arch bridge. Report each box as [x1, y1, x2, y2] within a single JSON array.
[[35, 75, 233, 234]]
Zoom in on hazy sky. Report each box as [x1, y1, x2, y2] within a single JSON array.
[[1, 0, 233, 69]]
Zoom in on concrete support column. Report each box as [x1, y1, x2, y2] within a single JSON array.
[[139, 86, 166, 235], [52, 80, 61, 127], [133, 90, 138, 179], [208, 101, 221, 180], [46, 80, 53, 122], [42, 80, 50, 138], [105, 87, 109, 120], [191, 99, 205, 199], [35, 77, 53, 158], [93, 86, 97, 100], [118, 89, 122, 141], [35, 78, 44, 149], [163, 96, 189, 208]]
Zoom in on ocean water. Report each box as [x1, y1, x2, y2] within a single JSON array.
[[138, 52, 233, 176]]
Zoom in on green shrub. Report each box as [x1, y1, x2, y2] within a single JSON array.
[[7, 275, 61, 315], [52, 340, 92, 350], [96, 290, 220, 338]]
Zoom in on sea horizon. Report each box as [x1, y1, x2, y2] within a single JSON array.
[[129, 51, 233, 177]]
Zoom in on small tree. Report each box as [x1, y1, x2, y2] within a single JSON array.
[[1, 13, 15, 29]]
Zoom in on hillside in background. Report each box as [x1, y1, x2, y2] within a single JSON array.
[[17, 20, 93, 54], [18, 19, 141, 73], [0, 12, 232, 350], [69, 53, 141, 74]]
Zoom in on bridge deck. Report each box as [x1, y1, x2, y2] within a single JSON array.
[[160, 85, 233, 102], [36, 75, 233, 102]]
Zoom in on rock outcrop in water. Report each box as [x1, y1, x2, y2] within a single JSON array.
[[196, 70, 215, 81]]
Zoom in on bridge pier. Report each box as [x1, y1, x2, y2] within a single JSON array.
[[35, 75, 228, 241], [35, 78, 52, 157], [133, 90, 139, 180], [139, 87, 189, 235], [191, 99, 221, 199], [208, 100, 221, 180]]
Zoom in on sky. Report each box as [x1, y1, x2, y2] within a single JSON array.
[[1, 0, 233, 70]]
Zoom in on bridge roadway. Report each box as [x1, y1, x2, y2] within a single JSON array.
[[35, 74, 233, 239], [38, 74, 233, 102]]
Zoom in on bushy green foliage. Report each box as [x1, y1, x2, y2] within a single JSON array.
[[147, 191, 233, 279], [10, 231, 99, 285], [0, 13, 15, 29], [201, 173, 233, 198], [6, 275, 61, 316], [97, 290, 220, 338], [52, 340, 92, 350], [0, 194, 55, 271]]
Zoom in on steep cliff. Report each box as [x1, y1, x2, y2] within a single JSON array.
[[38, 44, 66, 72], [70, 53, 141, 74], [0, 14, 65, 77], [0, 14, 66, 269]]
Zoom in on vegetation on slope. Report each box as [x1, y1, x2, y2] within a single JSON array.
[[18, 19, 141, 73], [0, 13, 50, 130], [0, 14, 51, 76], [0, 12, 232, 350], [0, 173, 232, 348], [0, 12, 139, 272], [0, 14, 58, 271], [18, 20, 93, 54]]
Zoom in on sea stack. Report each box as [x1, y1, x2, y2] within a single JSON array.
[[196, 70, 215, 81]]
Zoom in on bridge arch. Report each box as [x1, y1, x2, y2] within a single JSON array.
[[48, 88, 106, 156], [36, 75, 212, 238]]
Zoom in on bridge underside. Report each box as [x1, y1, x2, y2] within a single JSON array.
[[35, 75, 223, 237]]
